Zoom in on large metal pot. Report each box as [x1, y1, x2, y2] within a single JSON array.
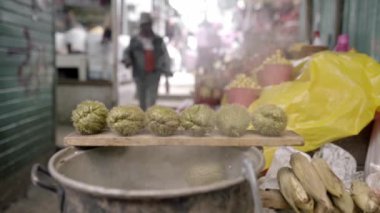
[[32, 146, 264, 213]]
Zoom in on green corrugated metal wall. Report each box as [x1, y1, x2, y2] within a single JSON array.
[[0, 0, 54, 180], [314, 0, 380, 59], [343, 0, 380, 61], [314, 0, 339, 48]]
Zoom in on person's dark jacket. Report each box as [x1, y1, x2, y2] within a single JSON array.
[[123, 34, 171, 78]]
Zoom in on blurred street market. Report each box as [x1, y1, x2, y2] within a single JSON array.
[[2, 0, 380, 212]]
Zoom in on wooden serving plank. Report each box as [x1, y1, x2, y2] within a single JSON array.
[[64, 131, 304, 147]]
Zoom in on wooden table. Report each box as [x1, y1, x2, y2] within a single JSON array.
[[64, 131, 304, 147]]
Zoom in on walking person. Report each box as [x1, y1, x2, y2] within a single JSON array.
[[123, 13, 172, 110]]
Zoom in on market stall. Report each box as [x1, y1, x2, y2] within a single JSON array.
[[29, 0, 380, 212], [32, 99, 304, 212]]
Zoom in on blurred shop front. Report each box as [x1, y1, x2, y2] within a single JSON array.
[[54, 0, 188, 123], [54, 0, 115, 123]]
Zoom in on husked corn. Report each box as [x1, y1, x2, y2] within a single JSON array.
[[312, 158, 344, 198], [332, 189, 356, 213], [277, 167, 314, 213], [351, 180, 379, 213], [290, 153, 334, 211]]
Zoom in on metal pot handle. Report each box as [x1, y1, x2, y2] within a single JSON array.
[[31, 164, 65, 212], [242, 158, 263, 213]]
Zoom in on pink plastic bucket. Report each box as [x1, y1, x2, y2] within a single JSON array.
[[258, 64, 292, 87], [226, 88, 261, 107]]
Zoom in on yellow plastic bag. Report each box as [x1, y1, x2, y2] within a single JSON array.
[[249, 51, 380, 168]]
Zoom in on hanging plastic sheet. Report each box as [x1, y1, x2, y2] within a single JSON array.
[[249, 51, 380, 168]]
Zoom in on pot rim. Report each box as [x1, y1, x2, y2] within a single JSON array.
[[48, 146, 264, 199]]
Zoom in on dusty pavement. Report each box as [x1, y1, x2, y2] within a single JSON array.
[[4, 125, 72, 213]]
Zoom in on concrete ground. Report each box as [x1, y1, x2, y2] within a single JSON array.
[[3, 125, 72, 213], [4, 185, 60, 213]]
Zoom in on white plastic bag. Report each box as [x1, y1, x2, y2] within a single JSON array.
[[260, 147, 310, 190], [313, 144, 357, 189], [260, 144, 357, 190], [367, 171, 380, 195]]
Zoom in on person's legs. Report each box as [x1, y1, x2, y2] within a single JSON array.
[[145, 72, 161, 108], [134, 77, 147, 110]]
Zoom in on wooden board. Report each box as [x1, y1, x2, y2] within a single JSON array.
[[64, 131, 304, 147]]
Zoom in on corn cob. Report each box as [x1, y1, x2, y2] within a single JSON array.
[[332, 189, 356, 213], [290, 153, 333, 211], [312, 158, 344, 198], [314, 202, 339, 213], [351, 180, 379, 213], [277, 167, 314, 213]]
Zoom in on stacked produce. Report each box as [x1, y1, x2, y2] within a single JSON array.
[[226, 74, 260, 89], [254, 50, 294, 87], [289, 43, 306, 53], [199, 86, 212, 99], [252, 50, 292, 75], [277, 167, 314, 213], [225, 74, 262, 107], [277, 153, 380, 212], [195, 75, 224, 105], [252, 50, 292, 76], [71, 100, 108, 134], [71, 101, 289, 138], [146, 105, 180, 136], [180, 104, 216, 136], [252, 104, 288, 136], [263, 50, 292, 66], [351, 181, 379, 212], [107, 106, 145, 136], [216, 104, 251, 137]]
